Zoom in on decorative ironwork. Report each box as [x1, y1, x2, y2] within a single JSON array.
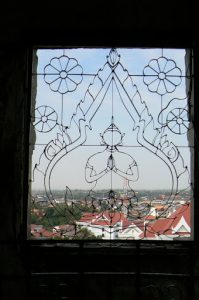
[[143, 56, 182, 95], [34, 105, 58, 132], [166, 108, 189, 134], [30, 48, 193, 240], [44, 55, 83, 93]]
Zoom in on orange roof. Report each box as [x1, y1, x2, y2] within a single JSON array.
[[78, 211, 125, 226], [78, 212, 99, 222], [92, 211, 125, 226], [122, 219, 145, 231], [140, 204, 191, 238], [145, 215, 156, 220], [78, 204, 191, 238], [169, 204, 190, 228]]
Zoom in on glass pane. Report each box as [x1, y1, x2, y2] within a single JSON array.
[[29, 48, 193, 240]]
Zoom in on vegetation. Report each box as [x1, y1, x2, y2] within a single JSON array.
[[31, 201, 97, 227]]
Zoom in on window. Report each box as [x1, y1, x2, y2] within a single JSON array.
[[29, 47, 194, 241]]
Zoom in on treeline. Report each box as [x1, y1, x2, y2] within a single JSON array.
[[31, 203, 94, 227]]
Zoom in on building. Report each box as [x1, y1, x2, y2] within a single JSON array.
[[77, 204, 191, 241], [140, 204, 191, 240], [77, 211, 144, 239]]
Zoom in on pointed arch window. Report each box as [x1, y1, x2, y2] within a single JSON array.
[[29, 47, 194, 241]]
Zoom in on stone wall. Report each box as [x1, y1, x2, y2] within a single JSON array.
[[0, 49, 28, 299]]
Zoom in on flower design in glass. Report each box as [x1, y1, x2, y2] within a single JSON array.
[[34, 105, 57, 132], [143, 56, 182, 95], [44, 55, 83, 94], [166, 108, 189, 134]]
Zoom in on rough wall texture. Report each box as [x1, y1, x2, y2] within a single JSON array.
[[0, 49, 28, 299], [0, 49, 28, 240]]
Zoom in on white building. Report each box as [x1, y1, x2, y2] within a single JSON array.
[[76, 211, 144, 240]]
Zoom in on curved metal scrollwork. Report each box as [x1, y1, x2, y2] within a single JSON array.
[[31, 48, 193, 240]]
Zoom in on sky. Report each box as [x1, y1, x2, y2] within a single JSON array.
[[30, 48, 193, 192]]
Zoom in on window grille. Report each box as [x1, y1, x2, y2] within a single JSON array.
[[29, 48, 194, 241]]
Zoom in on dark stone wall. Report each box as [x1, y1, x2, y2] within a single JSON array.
[[0, 49, 28, 240], [0, 1, 196, 46], [0, 1, 198, 299], [0, 49, 28, 300]]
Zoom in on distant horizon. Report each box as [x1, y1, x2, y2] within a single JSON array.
[[32, 188, 191, 192]]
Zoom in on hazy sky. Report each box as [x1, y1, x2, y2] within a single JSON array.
[[31, 48, 192, 192]]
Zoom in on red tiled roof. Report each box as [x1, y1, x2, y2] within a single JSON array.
[[91, 220, 112, 226], [78, 204, 191, 239], [145, 215, 156, 220], [31, 224, 60, 238], [169, 204, 190, 228], [148, 218, 173, 235], [122, 219, 145, 231], [78, 212, 99, 222], [78, 211, 125, 226], [140, 204, 191, 238], [31, 229, 60, 238]]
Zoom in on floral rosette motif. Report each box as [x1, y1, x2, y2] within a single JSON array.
[[166, 108, 189, 134], [34, 105, 58, 132], [44, 55, 83, 94], [143, 56, 182, 95]]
